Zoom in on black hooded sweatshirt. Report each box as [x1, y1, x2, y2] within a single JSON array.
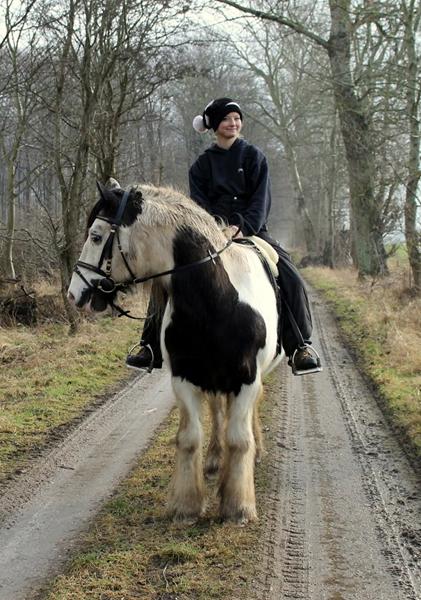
[[188, 138, 271, 237]]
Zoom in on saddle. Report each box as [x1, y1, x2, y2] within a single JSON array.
[[247, 236, 279, 278], [233, 236, 279, 296]]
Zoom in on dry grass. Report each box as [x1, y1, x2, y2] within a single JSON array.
[[303, 261, 421, 454], [43, 373, 281, 600], [0, 288, 149, 483]]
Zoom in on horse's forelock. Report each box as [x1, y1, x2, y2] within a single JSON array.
[[85, 187, 142, 237]]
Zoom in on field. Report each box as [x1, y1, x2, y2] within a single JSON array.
[[0, 286, 149, 483]]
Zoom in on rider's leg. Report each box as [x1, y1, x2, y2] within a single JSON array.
[[126, 283, 166, 371], [257, 233, 321, 374]]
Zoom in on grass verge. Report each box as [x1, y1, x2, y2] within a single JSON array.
[[303, 265, 421, 458], [0, 293, 147, 484], [42, 373, 281, 600]]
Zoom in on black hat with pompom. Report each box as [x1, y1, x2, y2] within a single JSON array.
[[192, 98, 243, 133]]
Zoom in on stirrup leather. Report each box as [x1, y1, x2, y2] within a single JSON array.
[[291, 345, 323, 376]]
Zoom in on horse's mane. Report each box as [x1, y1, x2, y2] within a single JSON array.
[[136, 184, 228, 248], [85, 183, 229, 250]]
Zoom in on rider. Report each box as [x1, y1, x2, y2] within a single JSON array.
[[126, 97, 322, 375]]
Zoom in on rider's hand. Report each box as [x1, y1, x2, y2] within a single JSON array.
[[229, 225, 243, 238]]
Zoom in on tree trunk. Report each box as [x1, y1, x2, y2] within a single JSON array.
[[403, 0, 421, 291], [0, 162, 17, 279], [59, 249, 78, 334], [325, 117, 338, 268], [283, 142, 317, 256], [328, 0, 387, 277]]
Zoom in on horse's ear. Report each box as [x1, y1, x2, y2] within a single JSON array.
[[96, 180, 107, 201], [106, 177, 121, 190]]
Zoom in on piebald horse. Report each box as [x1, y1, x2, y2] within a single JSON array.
[[68, 180, 281, 524]]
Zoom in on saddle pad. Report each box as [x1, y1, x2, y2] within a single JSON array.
[[247, 236, 279, 278]]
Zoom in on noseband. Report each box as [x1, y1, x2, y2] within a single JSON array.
[[74, 190, 135, 295], [73, 189, 234, 313]]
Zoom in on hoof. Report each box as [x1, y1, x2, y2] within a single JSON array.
[[167, 502, 205, 524], [167, 509, 202, 525], [172, 514, 199, 526], [220, 505, 257, 525]]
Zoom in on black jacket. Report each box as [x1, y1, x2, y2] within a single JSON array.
[[189, 138, 271, 236]]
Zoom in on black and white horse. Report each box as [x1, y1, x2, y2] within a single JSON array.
[[68, 180, 282, 524]]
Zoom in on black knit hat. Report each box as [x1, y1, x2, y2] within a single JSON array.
[[192, 98, 243, 133]]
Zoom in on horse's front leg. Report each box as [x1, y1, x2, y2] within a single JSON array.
[[205, 393, 226, 477], [219, 380, 262, 524], [167, 378, 205, 522]]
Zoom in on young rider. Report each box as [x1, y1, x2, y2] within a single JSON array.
[[126, 97, 321, 375]]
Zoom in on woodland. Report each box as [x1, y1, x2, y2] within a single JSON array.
[[0, 0, 419, 327]]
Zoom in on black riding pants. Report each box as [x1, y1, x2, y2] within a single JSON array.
[[257, 232, 313, 356], [138, 237, 313, 360]]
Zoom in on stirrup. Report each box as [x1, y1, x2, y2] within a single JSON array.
[[291, 344, 323, 376], [144, 344, 155, 373], [127, 342, 155, 373], [128, 341, 141, 354]]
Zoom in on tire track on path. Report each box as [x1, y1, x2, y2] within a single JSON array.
[[254, 287, 420, 600]]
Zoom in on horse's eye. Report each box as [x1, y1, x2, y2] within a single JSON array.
[[91, 233, 102, 244]]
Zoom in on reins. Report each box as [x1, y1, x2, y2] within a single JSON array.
[[73, 188, 234, 320]]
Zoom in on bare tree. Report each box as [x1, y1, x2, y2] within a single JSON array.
[[0, 4, 42, 279], [213, 0, 389, 277], [401, 0, 421, 290], [29, 0, 190, 329], [226, 20, 336, 257]]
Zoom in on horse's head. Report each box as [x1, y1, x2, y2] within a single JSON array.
[[67, 179, 143, 312]]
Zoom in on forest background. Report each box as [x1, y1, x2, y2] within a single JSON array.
[[0, 0, 419, 317]]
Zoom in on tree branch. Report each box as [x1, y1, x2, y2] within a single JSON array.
[[213, 0, 329, 49]]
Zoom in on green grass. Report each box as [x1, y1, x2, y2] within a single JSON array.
[[42, 373, 281, 600], [0, 314, 143, 483]]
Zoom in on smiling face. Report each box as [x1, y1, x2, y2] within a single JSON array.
[[216, 111, 242, 142]]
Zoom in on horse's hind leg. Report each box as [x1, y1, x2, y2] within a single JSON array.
[[219, 381, 261, 524], [205, 394, 226, 477], [167, 378, 205, 522], [253, 387, 265, 464]]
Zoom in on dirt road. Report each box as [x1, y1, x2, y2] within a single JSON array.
[[256, 290, 421, 600], [0, 288, 419, 600], [0, 371, 174, 600]]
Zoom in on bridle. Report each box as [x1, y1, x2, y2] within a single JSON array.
[[74, 190, 135, 296], [73, 188, 234, 316]]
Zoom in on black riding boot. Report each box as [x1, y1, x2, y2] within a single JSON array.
[[126, 284, 166, 371], [258, 232, 322, 375]]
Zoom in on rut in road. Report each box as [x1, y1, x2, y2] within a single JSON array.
[[254, 288, 421, 600]]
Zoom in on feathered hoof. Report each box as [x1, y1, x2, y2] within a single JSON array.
[[166, 502, 205, 525], [220, 504, 258, 526]]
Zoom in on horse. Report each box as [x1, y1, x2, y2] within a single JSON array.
[[67, 179, 282, 524]]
